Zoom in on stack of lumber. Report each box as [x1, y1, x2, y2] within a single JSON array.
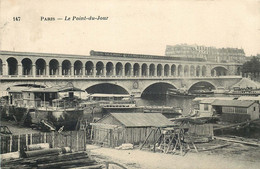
[[1, 143, 104, 169]]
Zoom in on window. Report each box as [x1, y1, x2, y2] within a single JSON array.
[[254, 107, 256, 111]]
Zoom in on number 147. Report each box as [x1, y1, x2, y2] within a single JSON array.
[[13, 17, 21, 21]]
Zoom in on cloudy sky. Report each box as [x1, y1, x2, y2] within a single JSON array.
[[0, 0, 260, 56]]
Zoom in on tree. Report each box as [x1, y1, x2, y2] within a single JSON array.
[[242, 57, 260, 76]]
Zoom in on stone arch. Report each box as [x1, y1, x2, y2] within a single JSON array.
[[184, 65, 189, 77], [36, 59, 46, 75], [188, 81, 217, 92], [202, 65, 207, 77], [196, 66, 200, 77], [22, 58, 33, 75], [74, 60, 83, 75], [237, 67, 241, 76], [178, 65, 183, 76], [125, 63, 132, 76], [96, 61, 104, 76], [85, 83, 130, 94], [211, 66, 228, 76], [190, 65, 195, 77], [106, 62, 114, 76], [141, 63, 148, 76], [157, 64, 163, 76], [164, 64, 170, 76], [49, 59, 59, 75], [62, 60, 71, 75], [85, 61, 94, 75], [171, 64, 176, 76], [133, 63, 140, 77], [0, 59, 3, 75], [149, 64, 155, 76], [116, 62, 123, 76], [141, 82, 177, 97]]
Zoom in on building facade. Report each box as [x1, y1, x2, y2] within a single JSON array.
[[165, 44, 246, 63]]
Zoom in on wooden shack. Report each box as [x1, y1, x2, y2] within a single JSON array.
[[212, 100, 259, 123], [91, 113, 174, 147]]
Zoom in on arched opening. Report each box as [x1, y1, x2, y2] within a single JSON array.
[[164, 64, 169, 76], [62, 60, 71, 75], [157, 64, 162, 76], [171, 65, 176, 76], [7, 57, 18, 75], [196, 66, 200, 77], [116, 62, 123, 76], [237, 67, 241, 76], [188, 81, 216, 94], [141, 64, 148, 76], [96, 61, 104, 76], [86, 83, 129, 94], [125, 63, 131, 76], [49, 59, 59, 75], [178, 65, 183, 77], [85, 61, 94, 75], [36, 59, 46, 75], [202, 66, 207, 77], [22, 58, 32, 75], [0, 59, 2, 75], [211, 66, 228, 76], [106, 62, 114, 76], [190, 65, 195, 77], [133, 63, 140, 76], [74, 60, 83, 75], [184, 65, 189, 77], [141, 82, 176, 98], [149, 64, 155, 76]]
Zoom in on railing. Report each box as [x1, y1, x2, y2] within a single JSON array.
[[0, 75, 242, 79]]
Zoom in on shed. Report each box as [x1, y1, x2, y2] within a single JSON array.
[[91, 113, 174, 147], [199, 99, 216, 117], [212, 100, 259, 122]]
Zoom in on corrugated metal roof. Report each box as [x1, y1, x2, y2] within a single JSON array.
[[110, 113, 173, 127], [200, 99, 216, 104], [238, 96, 260, 101], [23, 86, 84, 93], [212, 100, 255, 108], [232, 78, 260, 89]]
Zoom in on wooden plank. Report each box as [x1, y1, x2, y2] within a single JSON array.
[[214, 136, 260, 147], [18, 134, 20, 152], [140, 129, 154, 150], [9, 135, 12, 152], [52, 131, 55, 148], [30, 133, 33, 145]]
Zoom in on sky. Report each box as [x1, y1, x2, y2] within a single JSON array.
[[0, 0, 260, 56]]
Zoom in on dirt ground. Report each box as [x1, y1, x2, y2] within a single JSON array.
[[87, 143, 260, 169]]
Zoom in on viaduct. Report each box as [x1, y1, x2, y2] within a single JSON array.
[[0, 50, 243, 97]]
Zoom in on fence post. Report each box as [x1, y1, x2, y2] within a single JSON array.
[[18, 134, 20, 152], [70, 131, 73, 150], [30, 133, 33, 145], [44, 133, 47, 143], [9, 135, 12, 152], [52, 132, 55, 148], [76, 131, 79, 151], [84, 130, 86, 151], [26, 134, 28, 147]]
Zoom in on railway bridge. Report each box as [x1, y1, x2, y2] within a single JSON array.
[[0, 51, 243, 97]]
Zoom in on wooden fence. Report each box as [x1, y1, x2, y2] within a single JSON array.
[[0, 130, 86, 154]]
